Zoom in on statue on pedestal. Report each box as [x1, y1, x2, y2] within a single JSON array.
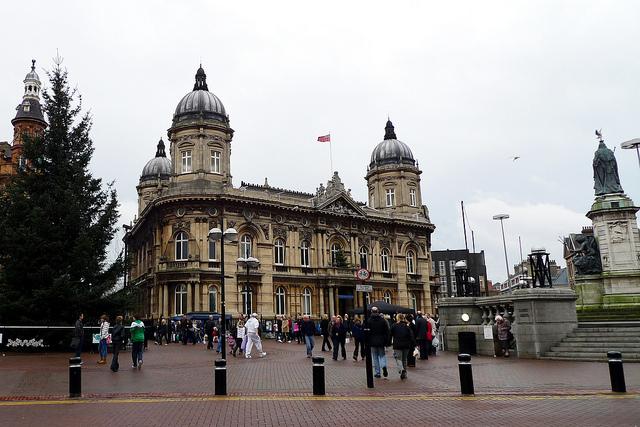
[[571, 234, 602, 275], [593, 129, 624, 196]]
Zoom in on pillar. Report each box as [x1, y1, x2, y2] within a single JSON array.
[[319, 287, 325, 315], [162, 284, 169, 318], [328, 287, 335, 316], [187, 283, 193, 312], [194, 283, 201, 312]]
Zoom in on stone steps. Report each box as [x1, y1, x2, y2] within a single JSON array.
[[542, 323, 640, 362]]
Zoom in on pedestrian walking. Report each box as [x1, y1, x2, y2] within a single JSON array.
[[414, 311, 428, 360], [282, 316, 291, 343], [293, 316, 301, 344], [110, 316, 125, 372], [320, 314, 332, 352], [204, 315, 215, 350], [72, 313, 84, 358], [390, 313, 415, 380], [330, 315, 347, 360], [368, 306, 390, 378], [301, 315, 316, 358], [97, 314, 109, 365], [130, 314, 145, 369], [351, 318, 365, 361], [244, 313, 266, 358], [495, 315, 512, 357], [157, 319, 169, 345], [232, 320, 246, 357]]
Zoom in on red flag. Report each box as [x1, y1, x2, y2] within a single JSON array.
[[317, 134, 331, 143]]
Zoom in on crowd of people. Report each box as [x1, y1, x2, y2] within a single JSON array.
[[71, 308, 512, 381]]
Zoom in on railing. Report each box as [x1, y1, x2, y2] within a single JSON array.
[[0, 325, 133, 353], [274, 265, 289, 273]]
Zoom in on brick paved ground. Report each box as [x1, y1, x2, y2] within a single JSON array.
[[1, 339, 639, 426]]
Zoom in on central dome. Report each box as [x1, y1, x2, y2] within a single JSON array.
[[173, 66, 227, 125], [369, 120, 415, 168], [141, 138, 172, 181]]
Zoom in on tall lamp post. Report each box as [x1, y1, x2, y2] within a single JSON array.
[[208, 225, 238, 359], [237, 257, 260, 316], [492, 214, 511, 294]]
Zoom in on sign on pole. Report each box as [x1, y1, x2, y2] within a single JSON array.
[[355, 268, 371, 281], [356, 283, 373, 293]]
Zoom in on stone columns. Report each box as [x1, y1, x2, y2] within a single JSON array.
[[328, 287, 335, 316]]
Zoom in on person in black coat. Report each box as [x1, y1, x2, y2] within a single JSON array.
[[204, 315, 215, 350], [390, 314, 416, 379], [320, 314, 332, 352], [367, 307, 390, 378], [110, 316, 125, 372], [351, 318, 365, 361], [414, 311, 428, 360], [330, 316, 347, 360], [406, 314, 417, 367]]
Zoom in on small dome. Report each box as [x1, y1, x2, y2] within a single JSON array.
[[141, 138, 172, 181], [173, 65, 227, 125], [369, 120, 415, 168]]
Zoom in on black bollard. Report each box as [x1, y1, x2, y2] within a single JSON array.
[[458, 353, 474, 395], [312, 356, 325, 396], [69, 357, 82, 398], [214, 359, 227, 395], [607, 351, 626, 393]]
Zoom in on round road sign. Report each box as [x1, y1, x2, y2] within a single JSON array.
[[355, 268, 371, 281]]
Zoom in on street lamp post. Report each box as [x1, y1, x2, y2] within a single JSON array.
[[492, 214, 511, 294], [621, 138, 640, 169], [237, 256, 260, 316], [209, 225, 238, 359]]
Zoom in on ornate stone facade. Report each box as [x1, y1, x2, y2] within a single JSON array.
[[125, 66, 436, 320]]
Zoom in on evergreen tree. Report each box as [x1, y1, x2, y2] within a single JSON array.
[[0, 62, 127, 325]]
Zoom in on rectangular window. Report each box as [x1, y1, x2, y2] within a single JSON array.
[[409, 188, 417, 207], [208, 240, 216, 261], [449, 260, 456, 275], [181, 150, 192, 173], [300, 244, 310, 267], [385, 188, 395, 207], [210, 150, 221, 173], [438, 261, 446, 276]]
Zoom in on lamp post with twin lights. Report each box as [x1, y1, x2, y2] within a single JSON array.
[[208, 225, 238, 359]]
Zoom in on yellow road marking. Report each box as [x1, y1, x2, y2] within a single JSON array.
[[0, 393, 637, 407]]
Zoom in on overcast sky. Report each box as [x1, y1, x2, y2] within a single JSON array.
[[1, 1, 639, 284]]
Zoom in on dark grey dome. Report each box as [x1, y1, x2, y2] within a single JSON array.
[[141, 138, 172, 181], [369, 120, 415, 168], [173, 66, 227, 124]]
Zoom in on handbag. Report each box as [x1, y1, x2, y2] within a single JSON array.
[[507, 331, 514, 341], [432, 336, 440, 348]]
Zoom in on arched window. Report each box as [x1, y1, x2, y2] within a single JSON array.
[[406, 250, 416, 274], [208, 286, 217, 312], [300, 240, 310, 267], [383, 290, 392, 304], [274, 239, 285, 265], [175, 231, 189, 261], [330, 243, 342, 267], [240, 234, 252, 258], [175, 284, 187, 315], [380, 248, 390, 273], [275, 286, 286, 315], [359, 246, 369, 269], [302, 288, 312, 316], [409, 292, 417, 311], [241, 285, 253, 315]]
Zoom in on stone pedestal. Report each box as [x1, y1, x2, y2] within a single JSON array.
[[438, 289, 578, 358], [511, 288, 577, 358], [582, 193, 640, 310]]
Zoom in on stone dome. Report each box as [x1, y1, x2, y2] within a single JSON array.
[[173, 66, 227, 125], [141, 138, 172, 181], [369, 120, 416, 168]]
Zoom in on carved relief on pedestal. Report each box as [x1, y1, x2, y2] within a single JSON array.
[[609, 221, 628, 244]]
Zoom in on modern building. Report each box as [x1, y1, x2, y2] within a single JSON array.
[[124, 66, 436, 320], [430, 249, 488, 298], [0, 60, 47, 188]]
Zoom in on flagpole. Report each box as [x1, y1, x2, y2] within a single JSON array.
[[329, 132, 333, 174]]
